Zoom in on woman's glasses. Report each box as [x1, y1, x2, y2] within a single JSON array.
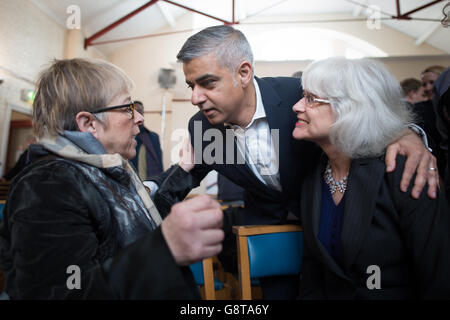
[[303, 92, 330, 108], [91, 102, 135, 119]]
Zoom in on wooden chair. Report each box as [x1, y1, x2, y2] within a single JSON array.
[[0, 181, 11, 201], [0, 199, 5, 221], [232, 224, 303, 300], [190, 257, 216, 299]]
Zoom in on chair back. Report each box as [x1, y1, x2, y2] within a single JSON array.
[[247, 231, 302, 278], [0, 201, 5, 221], [233, 225, 303, 299], [0, 182, 10, 201]]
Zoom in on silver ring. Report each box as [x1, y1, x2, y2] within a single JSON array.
[[429, 167, 436, 171]]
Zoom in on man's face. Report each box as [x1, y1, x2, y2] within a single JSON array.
[[409, 87, 427, 104], [183, 52, 245, 126]]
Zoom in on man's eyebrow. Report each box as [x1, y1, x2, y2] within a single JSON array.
[[195, 74, 219, 83]]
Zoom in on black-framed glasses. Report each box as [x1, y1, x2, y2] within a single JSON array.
[[91, 101, 135, 119], [303, 92, 330, 108]]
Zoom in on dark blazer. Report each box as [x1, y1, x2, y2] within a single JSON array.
[[130, 126, 163, 178], [186, 76, 320, 225], [3, 149, 30, 181], [300, 155, 450, 299]]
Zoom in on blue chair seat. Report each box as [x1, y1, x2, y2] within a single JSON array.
[[247, 231, 303, 278]]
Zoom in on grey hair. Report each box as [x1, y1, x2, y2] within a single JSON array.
[[33, 58, 134, 138], [177, 25, 254, 74], [302, 57, 413, 158]]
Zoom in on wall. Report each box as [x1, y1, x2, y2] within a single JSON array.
[[0, 0, 62, 174], [240, 13, 445, 58], [254, 55, 450, 81], [0, 0, 104, 175], [107, 13, 199, 171]]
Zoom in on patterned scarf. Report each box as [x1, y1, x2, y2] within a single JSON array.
[[38, 131, 162, 226]]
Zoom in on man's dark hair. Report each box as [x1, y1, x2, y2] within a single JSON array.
[[400, 78, 422, 97]]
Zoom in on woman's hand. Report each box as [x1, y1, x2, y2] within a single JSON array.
[[178, 138, 195, 173]]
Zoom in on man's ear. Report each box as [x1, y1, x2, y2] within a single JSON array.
[[75, 111, 101, 136], [237, 61, 253, 88]]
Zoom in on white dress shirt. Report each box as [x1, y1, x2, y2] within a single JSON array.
[[225, 78, 282, 192]]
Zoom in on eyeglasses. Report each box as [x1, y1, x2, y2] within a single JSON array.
[[91, 101, 135, 119], [303, 92, 330, 108]]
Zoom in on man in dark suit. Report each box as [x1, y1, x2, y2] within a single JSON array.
[[433, 67, 450, 200], [130, 101, 163, 180], [152, 25, 438, 299]]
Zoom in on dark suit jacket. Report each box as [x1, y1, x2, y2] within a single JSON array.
[[300, 155, 450, 299], [185, 77, 320, 225], [3, 149, 29, 181], [130, 126, 163, 179]]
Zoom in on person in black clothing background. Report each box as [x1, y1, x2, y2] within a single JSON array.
[[129, 101, 164, 180], [433, 67, 450, 200], [411, 66, 447, 177]]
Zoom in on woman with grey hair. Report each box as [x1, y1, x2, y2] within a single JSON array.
[[293, 57, 450, 299], [0, 58, 224, 299]]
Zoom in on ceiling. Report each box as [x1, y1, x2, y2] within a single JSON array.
[[31, 0, 450, 56]]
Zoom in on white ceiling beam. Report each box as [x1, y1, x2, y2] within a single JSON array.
[[157, 2, 176, 28], [30, 0, 66, 28], [351, 0, 367, 17], [414, 23, 441, 46]]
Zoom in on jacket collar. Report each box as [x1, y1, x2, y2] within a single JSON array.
[[255, 77, 283, 126], [340, 157, 385, 270], [255, 77, 292, 192]]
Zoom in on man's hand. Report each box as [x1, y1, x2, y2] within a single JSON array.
[[385, 130, 438, 199], [178, 138, 195, 173], [161, 195, 224, 266]]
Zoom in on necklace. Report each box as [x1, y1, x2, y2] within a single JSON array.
[[324, 161, 348, 195]]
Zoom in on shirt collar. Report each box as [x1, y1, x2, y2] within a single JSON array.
[[252, 77, 266, 122], [226, 78, 266, 129]]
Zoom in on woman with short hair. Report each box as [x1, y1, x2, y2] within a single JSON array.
[[0, 58, 224, 299], [293, 57, 450, 299]]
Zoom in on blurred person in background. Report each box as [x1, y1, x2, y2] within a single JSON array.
[[129, 101, 163, 180]]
